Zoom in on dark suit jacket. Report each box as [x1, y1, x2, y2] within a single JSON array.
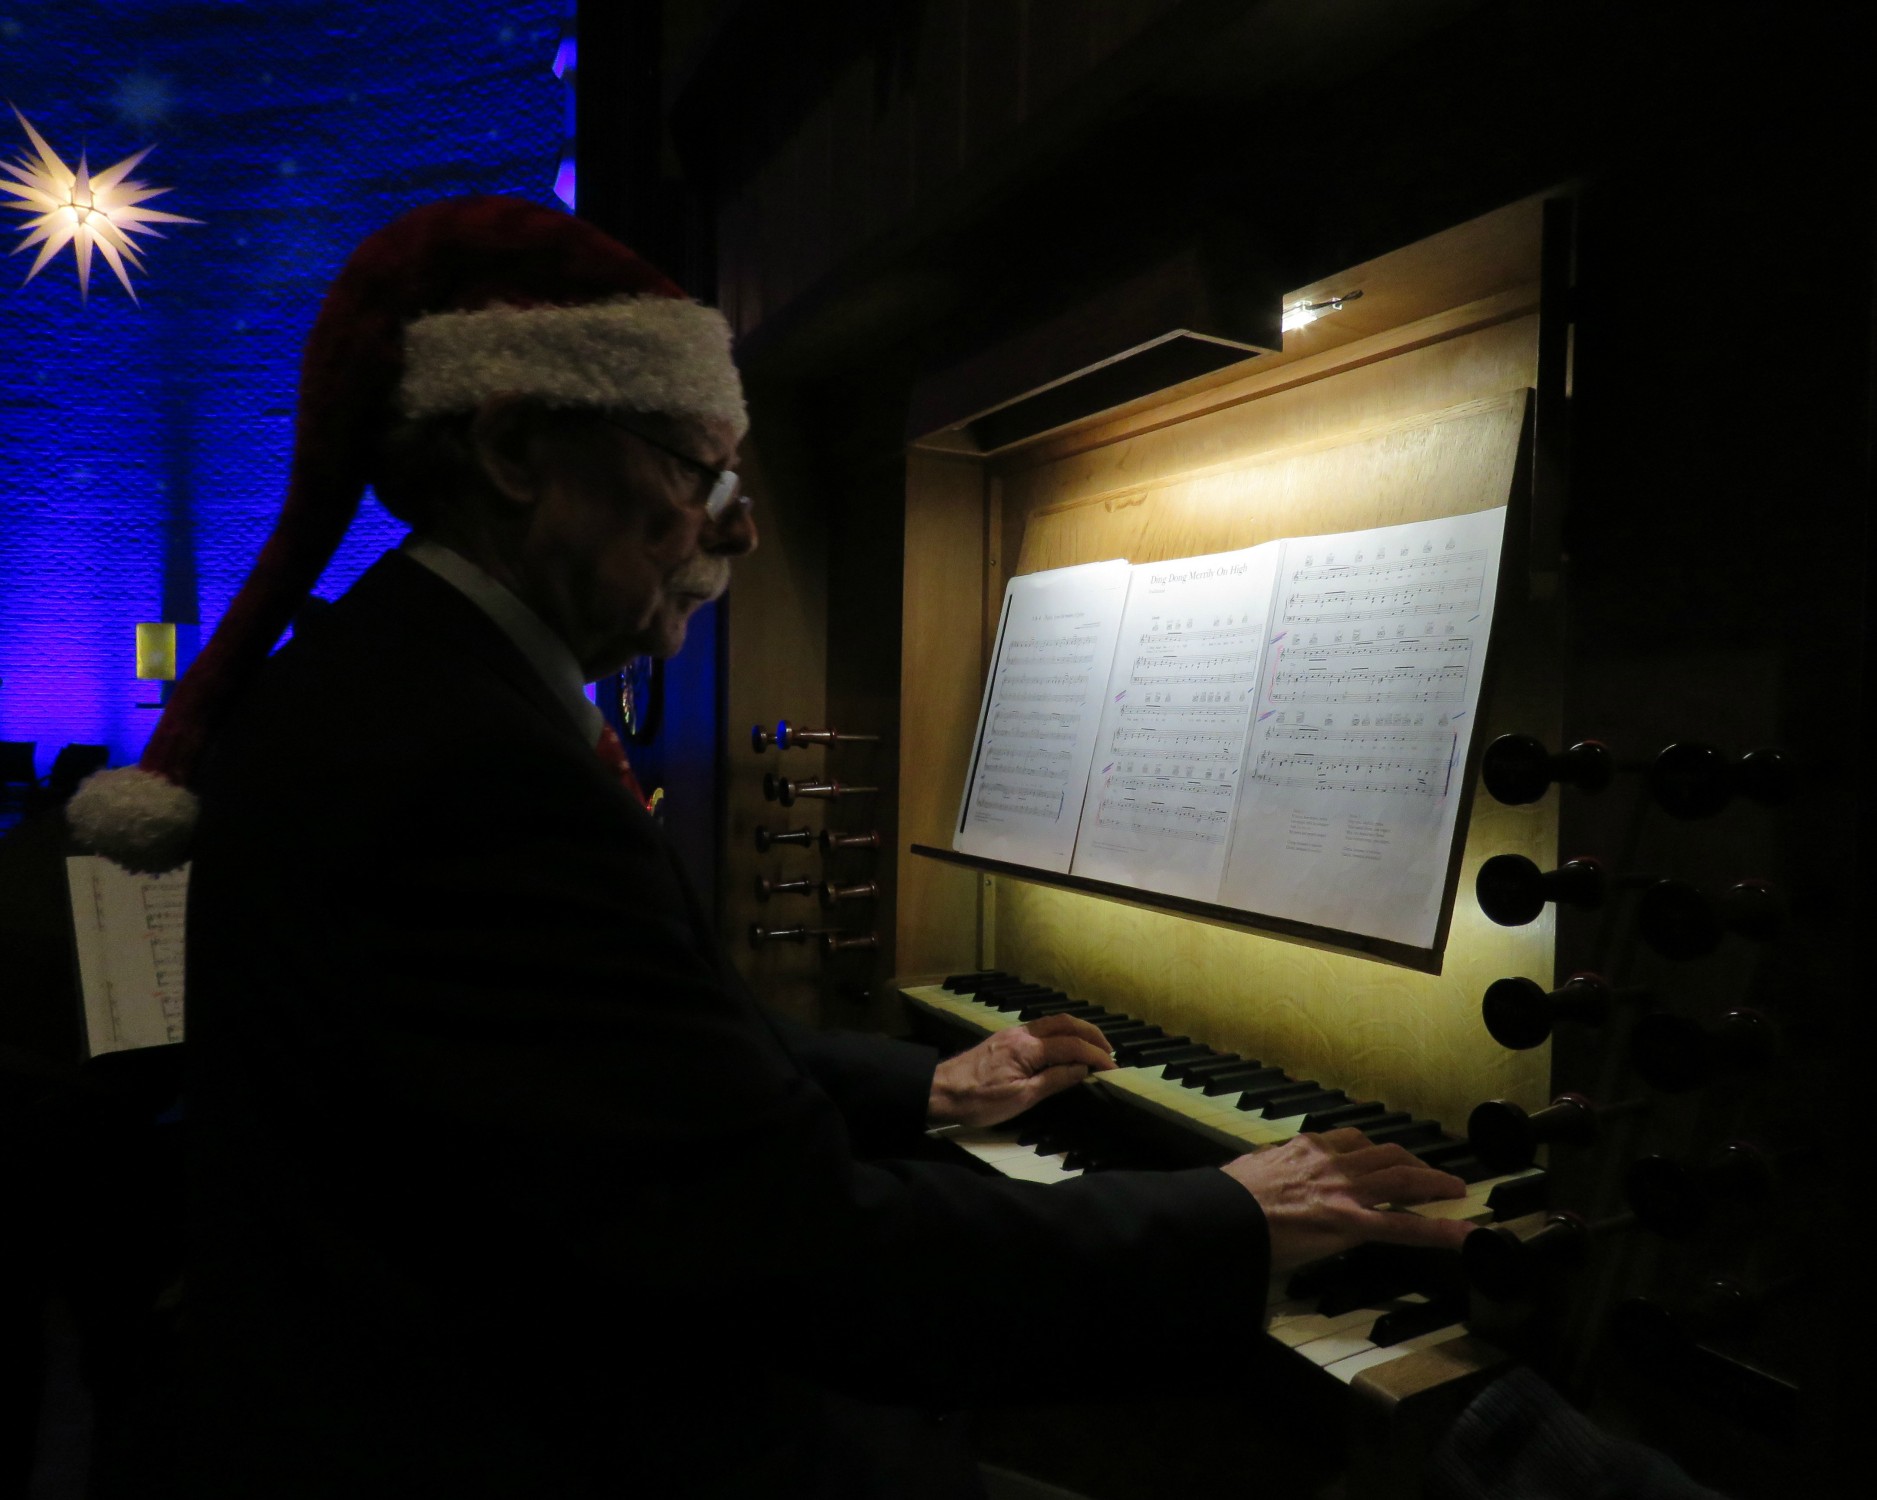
[[183, 552, 1267, 1497]]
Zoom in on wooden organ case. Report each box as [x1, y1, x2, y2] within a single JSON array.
[[881, 188, 1857, 1498]]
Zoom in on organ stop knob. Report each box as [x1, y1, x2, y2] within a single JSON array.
[[1636, 878, 1784, 960], [1647, 742, 1792, 819], [818, 880, 879, 909], [1462, 1211, 1633, 1301], [1628, 1006, 1778, 1092], [1481, 734, 1615, 804], [1475, 854, 1607, 926], [754, 825, 814, 852], [750, 721, 881, 752], [820, 829, 881, 852], [1625, 1141, 1777, 1238], [753, 875, 815, 902], [763, 774, 879, 807], [1467, 1092, 1640, 1173], [1481, 972, 1629, 1050]]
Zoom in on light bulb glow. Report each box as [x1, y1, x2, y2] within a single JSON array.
[[1, 104, 201, 302]]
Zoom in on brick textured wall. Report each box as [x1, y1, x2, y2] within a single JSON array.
[[0, 0, 566, 776]]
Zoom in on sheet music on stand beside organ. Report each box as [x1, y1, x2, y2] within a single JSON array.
[[954, 559, 1131, 872], [955, 508, 1508, 951], [66, 854, 188, 1055]]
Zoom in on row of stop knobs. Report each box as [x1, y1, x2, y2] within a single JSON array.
[[749, 720, 879, 953]]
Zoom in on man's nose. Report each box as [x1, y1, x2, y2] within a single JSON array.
[[707, 496, 758, 556]]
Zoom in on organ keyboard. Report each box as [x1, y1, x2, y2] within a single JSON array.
[[903, 970, 1551, 1442]]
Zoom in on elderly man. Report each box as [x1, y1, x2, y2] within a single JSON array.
[[73, 197, 1470, 1498]]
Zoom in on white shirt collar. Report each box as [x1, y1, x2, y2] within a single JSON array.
[[400, 535, 605, 743]]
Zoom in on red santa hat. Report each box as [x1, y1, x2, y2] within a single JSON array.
[[67, 194, 746, 872]]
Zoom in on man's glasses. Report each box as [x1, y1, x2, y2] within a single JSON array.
[[607, 418, 748, 521]]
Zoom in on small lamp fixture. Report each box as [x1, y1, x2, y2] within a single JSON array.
[[1281, 287, 1364, 334]]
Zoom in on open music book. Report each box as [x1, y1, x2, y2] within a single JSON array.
[[954, 506, 1507, 949]]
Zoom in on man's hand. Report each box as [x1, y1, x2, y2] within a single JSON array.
[[1220, 1128, 1474, 1268], [927, 1016, 1116, 1128]]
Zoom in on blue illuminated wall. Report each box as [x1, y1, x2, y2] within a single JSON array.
[[0, 0, 568, 776]]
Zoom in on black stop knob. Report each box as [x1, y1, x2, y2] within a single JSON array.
[[1476, 854, 1607, 926], [1637, 879, 1783, 959], [1463, 1212, 1592, 1301], [1467, 1093, 1601, 1172], [1481, 734, 1614, 805], [1647, 742, 1734, 819], [1629, 1006, 1777, 1092], [1481, 972, 1614, 1050], [750, 724, 775, 753]]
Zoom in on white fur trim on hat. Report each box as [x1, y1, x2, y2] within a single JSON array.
[[65, 765, 201, 875], [399, 295, 747, 435]]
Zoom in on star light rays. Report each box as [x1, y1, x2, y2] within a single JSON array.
[[2, 104, 201, 302]]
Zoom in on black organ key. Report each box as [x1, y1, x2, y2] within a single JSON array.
[[1406, 1139, 1476, 1170], [1017, 998, 1093, 1019], [1267, 1089, 1348, 1119], [1370, 1295, 1468, 1347], [1096, 1022, 1161, 1044], [1301, 1101, 1387, 1131], [1167, 1055, 1248, 1084], [1114, 1035, 1193, 1065], [1201, 1068, 1283, 1097], [944, 971, 1013, 992], [1140, 1044, 1215, 1073], [1362, 1119, 1441, 1147], [1247, 1081, 1322, 1114], [1487, 1171, 1550, 1220], [984, 986, 1061, 1010]]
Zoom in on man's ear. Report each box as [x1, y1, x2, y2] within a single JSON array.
[[467, 396, 541, 507]]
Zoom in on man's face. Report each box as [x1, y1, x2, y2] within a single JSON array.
[[510, 412, 756, 676]]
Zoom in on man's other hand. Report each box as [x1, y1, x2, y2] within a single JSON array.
[[1220, 1128, 1474, 1268], [926, 1016, 1116, 1128]]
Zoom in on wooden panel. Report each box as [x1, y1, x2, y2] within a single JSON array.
[[895, 450, 990, 975], [983, 376, 1549, 1130], [726, 434, 829, 1022]]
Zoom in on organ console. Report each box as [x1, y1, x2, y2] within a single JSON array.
[[716, 183, 1852, 1497]]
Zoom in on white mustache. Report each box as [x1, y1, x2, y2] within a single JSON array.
[[670, 555, 731, 600]]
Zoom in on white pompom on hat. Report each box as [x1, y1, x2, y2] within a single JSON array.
[[67, 195, 746, 873]]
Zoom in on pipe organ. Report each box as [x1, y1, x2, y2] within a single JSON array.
[[859, 190, 1848, 1497]]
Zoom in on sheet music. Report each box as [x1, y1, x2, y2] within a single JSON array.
[[1218, 508, 1507, 946], [1070, 543, 1280, 900], [66, 855, 189, 1054], [955, 560, 1132, 872]]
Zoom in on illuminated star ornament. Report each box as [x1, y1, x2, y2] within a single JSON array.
[[1, 105, 201, 302]]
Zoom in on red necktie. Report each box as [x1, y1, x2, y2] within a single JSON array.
[[596, 724, 652, 813]]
